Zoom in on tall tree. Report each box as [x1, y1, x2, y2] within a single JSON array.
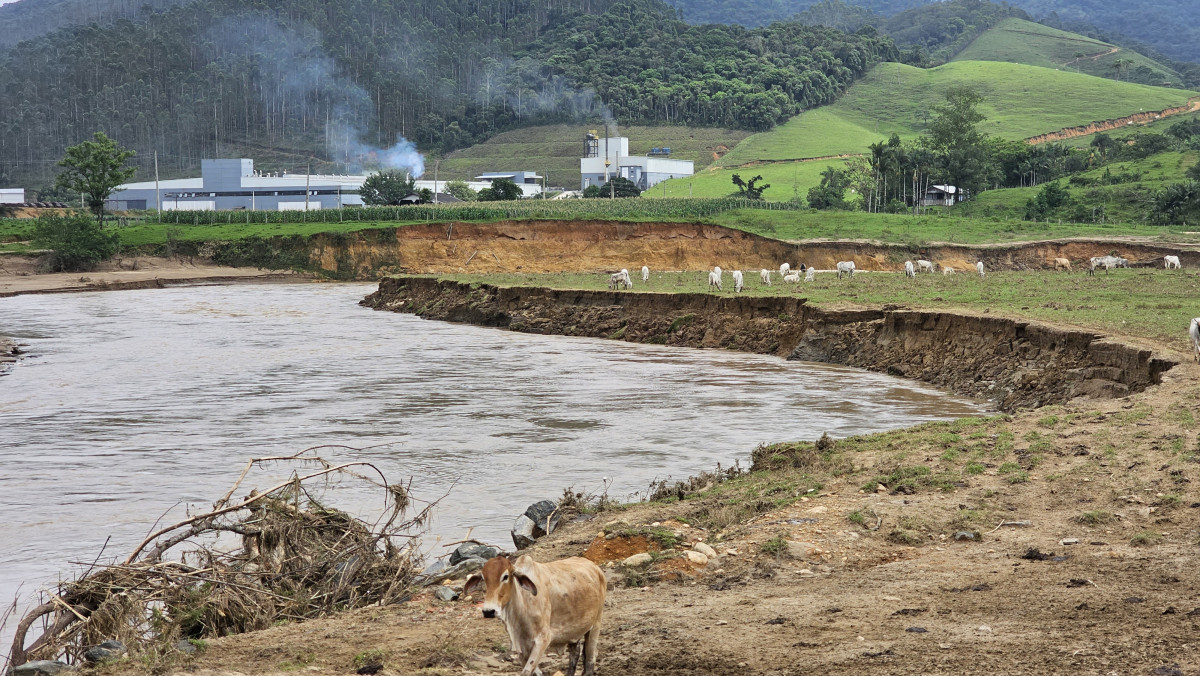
[[927, 86, 995, 198], [360, 171, 415, 206], [54, 132, 136, 222]]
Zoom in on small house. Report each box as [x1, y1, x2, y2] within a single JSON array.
[[921, 184, 966, 207]]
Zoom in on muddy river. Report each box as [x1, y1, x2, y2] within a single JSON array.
[[0, 283, 983, 638]]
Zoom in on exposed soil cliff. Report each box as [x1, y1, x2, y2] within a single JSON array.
[[362, 277, 1174, 410], [1026, 97, 1200, 144], [308, 221, 1200, 278]]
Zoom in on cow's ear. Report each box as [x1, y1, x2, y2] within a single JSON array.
[[464, 573, 484, 596], [515, 573, 538, 596]]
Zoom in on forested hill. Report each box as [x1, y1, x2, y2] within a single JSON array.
[[0, 0, 897, 189]]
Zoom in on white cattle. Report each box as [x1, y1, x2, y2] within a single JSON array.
[[904, 261, 915, 278], [1088, 255, 1122, 276], [1165, 255, 1181, 270], [708, 269, 722, 291], [1191, 318, 1200, 363], [836, 261, 855, 279], [804, 268, 815, 282], [641, 265, 650, 281], [976, 261, 985, 278], [760, 269, 772, 286], [917, 259, 935, 274], [466, 555, 606, 676], [943, 267, 955, 276], [608, 270, 632, 290], [779, 263, 790, 277], [783, 272, 801, 283], [732, 270, 744, 293]]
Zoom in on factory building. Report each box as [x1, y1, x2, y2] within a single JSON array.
[[579, 132, 693, 191], [107, 159, 542, 211], [0, 189, 25, 204]]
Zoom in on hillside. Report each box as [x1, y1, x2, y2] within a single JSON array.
[[1005, 0, 1200, 63], [952, 18, 1182, 87], [650, 60, 1197, 201], [438, 124, 752, 189]]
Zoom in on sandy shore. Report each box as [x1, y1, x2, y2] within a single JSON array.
[[0, 255, 314, 297]]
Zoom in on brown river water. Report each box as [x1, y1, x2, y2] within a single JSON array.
[[0, 282, 983, 653]]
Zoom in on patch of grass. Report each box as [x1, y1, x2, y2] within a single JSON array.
[[965, 462, 985, 475], [668, 314, 695, 333], [848, 510, 868, 527], [1037, 415, 1060, 428], [761, 536, 789, 556], [1130, 530, 1163, 547], [1157, 493, 1183, 509], [353, 650, 387, 671], [1005, 470, 1030, 484], [887, 529, 925, 546]]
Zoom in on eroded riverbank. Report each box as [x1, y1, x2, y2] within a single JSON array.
[[362, 276, 1176, 411]]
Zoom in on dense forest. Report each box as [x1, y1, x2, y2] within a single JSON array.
[[0, 0, 896, 188]]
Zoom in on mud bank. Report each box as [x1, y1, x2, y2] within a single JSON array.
[[306, 221, 1200, 278], [362, 277, 1174, 411], [0, 335, 17, 374], [1026, 96, 1200, 144]]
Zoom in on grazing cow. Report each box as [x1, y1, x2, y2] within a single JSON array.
[[1165, 256, 1182, 270], [1054, 257, 1072, 271], [760, 269, 772, 286], [732, 269, 744, 293], [465, 555, 606, 676], [976, 261, 985, 278], [641, 265, 650, 282], [608, 270, 632, 290], [804, 268, 815, 282], [917, 259, 935, 274], [904, 261, 915, 278], [836, 261, 855, 279], [783, 272, 801, 283], [1191, 318, 1200, 363], [708, 269, 722, 291], [1088, 255, 1122, 276], [943, 267, 955, 276], [779, 263, 790, 277]]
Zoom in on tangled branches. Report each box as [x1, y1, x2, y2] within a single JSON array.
[[8, 451, 432, 668]]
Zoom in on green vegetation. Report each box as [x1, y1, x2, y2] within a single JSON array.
[[952, 19, 1182, 87], [431, 268, 1200, 352], [360, 171, 416, 206], [760, 536, 788, 556], [1130, 530, 1163, 547], [54, 132, 137, 222], [31, 213, 120, 271]]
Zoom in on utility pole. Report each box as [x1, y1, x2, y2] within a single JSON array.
[[433, 159, 440, 204], [543, 170, 547, 199], [305, 162, 311, 211], [154, 150, 160, 217]]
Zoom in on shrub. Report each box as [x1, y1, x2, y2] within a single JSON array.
[[32, 213, 119, 271]]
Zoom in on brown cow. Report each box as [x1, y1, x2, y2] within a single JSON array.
[[465, 555, 605, 676]]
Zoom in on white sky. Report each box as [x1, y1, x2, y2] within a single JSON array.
[[0, 0, 23, 6]]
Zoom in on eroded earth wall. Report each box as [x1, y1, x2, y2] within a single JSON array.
[[362, 277, 1175, 411]]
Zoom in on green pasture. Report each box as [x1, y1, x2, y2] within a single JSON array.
[[953, 18, 1182, 87], [431, 268, 1200, 352], [710, 61, 1196, 177], [652, 159, 850, 201], [710, 209, 1191, 245]]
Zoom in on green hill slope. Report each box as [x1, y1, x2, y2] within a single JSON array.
[[952, 18, 1181, 87], [657, 59, 1196, 201]]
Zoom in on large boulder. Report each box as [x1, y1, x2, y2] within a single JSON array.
[[83, 640, 126, 664], [13, 661, 72, 676], [524, 500, 561, 537], [511, 514, 537, 550], [450, 543, 500, 566]]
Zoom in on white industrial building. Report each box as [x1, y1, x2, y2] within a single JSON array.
[[107, 159, 542, 211], [0, 188, 24, 204], [579, 133, 693, 191]]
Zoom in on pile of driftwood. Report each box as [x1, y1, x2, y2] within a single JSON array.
[[8, 452, 432, 667]]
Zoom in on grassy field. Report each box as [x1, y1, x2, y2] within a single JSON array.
[[952, 18, 1182, 87], [430, 268, 1200, 352], [1060, 109, 1200, 148], [711, 61, 1195, 172], [956, 150, 1199, 223], [438, 124, 752, 190], [710, 208, 1194, 244], [651, 158, 851, 201]]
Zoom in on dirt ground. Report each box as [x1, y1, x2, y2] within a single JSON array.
[[0, 255, 310, 296], [103, 354, 1200, 676]]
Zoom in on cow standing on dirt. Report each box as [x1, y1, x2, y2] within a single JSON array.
[[1190, 318, 1200, 363], [836, 261, 855, 279], [1165, 256, 1182, 270], [904, 261, 915, 278], [465, 555, 606, 676], [1054, 257, 1072, 271]]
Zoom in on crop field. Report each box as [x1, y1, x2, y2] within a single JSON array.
[[651, 158, 851, 201], [952, 18, 1182, 86], [431, 268, 1200, 352], [438, 124, 752, 189]]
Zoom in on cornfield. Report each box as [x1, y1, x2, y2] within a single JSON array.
[[140, 198, 803, 226]]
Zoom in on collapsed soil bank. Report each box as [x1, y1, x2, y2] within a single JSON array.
[[306, 220, 1200, 278], [362, 277, 1175, 411]]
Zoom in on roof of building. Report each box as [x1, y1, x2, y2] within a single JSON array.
[[928, 184, 960, 194]]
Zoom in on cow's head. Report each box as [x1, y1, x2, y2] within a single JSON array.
[[463, 556, 538, 619]]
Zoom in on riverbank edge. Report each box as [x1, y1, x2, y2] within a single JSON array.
[[0, 270, 318, 299], [362, 276, 1176, 412]]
